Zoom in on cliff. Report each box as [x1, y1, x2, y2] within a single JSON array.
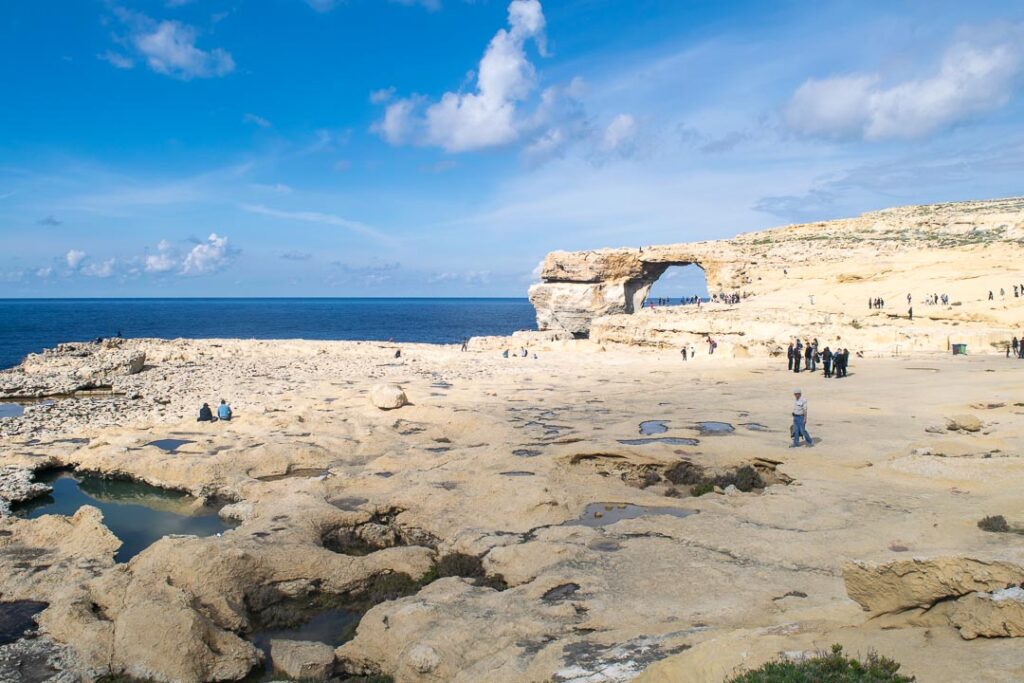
[[529, 197, 1024, 354]]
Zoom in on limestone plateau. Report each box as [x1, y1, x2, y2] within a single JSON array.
[[530, 196, 1024, 353]]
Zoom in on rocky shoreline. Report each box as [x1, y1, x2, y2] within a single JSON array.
[[0, 333, 1022, 682]]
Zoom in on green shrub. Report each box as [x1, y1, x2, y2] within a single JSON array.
[[978, 515, 1010, 533], [690, 482, 715, 497], [727, 644, 914, 682]]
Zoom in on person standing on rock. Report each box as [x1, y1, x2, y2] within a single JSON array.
[[791, 389, 813, 448], [787, 342, 795, 371], [908, 306, 913, 321], [793, 340, 803, 373], [804, 342, 812, 372], [681, 346, 688, 361], [822, 346, 833, 378]]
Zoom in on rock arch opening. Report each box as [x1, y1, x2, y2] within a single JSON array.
[[644, 263, 708, 306]]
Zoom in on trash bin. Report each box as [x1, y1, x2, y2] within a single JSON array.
[[952, 343, 967, 355]]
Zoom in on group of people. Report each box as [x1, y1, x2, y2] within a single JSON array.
[[1010, 337, 1024, 359], [787, 339, 851, 378], [711, 292, 745, 304], [502, 347, 537, 359], [924, 293, 949, 305], [868, 297, 886, 309], [992, 286, 1024, 300], [197, 399, 232, 422]]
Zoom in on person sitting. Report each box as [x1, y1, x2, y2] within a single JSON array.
[[217, 399, 232, 421], [197, 403, 214, 422]]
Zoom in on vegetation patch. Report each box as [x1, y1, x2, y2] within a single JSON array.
[[727, 644, 915, 682]]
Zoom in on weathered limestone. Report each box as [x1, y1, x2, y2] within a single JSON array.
[[1, 340, 145, 398], [843, 557, 1024, 615], [530, 197, 1024, 351], [270, 639, 336, 681], [370, 383, 408, 410], [0, 465, 53, 516], [952, 587, 1024, 639]]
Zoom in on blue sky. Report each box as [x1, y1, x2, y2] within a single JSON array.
[[2, 0, 1023, 297]]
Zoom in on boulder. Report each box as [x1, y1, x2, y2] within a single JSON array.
[[270, 639, 336, 681], [843, 557, 1024, 615], [951, 587, 1024, 639], [370, 384, 408, 410], [946, 414, 983, 432]]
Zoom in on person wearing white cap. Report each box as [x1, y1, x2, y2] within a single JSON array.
[[791, 389, 812, 448]]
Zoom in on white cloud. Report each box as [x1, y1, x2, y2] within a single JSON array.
[[181, 233, 235, 275], [240, 203, 391, 243], [99, 51, 134, 69], [785, 27, 1024, 140], [251, 182, 293, 194], [243, 113, 272, 128], [114, 10, 235, 80], [83, 258, 116, 278], [145, 240, 178, 273], [601, 114, 637, 154], [390, 0, 442, 11], [429, 270, 491, 285], [35, 267, 53, 279], [369, 87, 396, 104], [65, 249, 87, 270], [374, 0, 548, 152]]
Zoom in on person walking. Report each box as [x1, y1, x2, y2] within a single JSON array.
[[791, 389, 813, 448]]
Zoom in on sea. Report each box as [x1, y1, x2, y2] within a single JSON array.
[[0, 298, 536, 370]]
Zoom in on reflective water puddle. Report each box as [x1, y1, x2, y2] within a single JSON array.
[[569, 502, 697, 527], [15, 470, 234, 562]]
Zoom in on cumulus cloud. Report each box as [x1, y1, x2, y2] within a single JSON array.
[[785, 27, 1024, 140], [369, 87, 396, 104], [181, 233, 236, 275], [374, 0, 548, 152], [35, 267, 53, 279], [145, 240, 178, 273], [112, 9, 235, 80], [83, 258, 117, 278], [65, 249, 87, 270]]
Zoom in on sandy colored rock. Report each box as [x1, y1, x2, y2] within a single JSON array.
[[843, 557, 1024, 615], [270, 639, 336, 681], [952, 587, 1024, 639], [947, 414, 983, 432], [370, 383, 408, 410]]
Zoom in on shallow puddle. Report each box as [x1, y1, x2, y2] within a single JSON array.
[[513, 448, 544, 457], [694, 421, 735, 435], [146, 438, 195, 453], [569, 502, 696, 527], [638, 420, 669, 435], [618, 437, 700, 446], [249, 608, 360, 677], [0, 601, 47, 645], [741, 423, 770, 432], [15, 470, 234, 562], [0, 403, 25, 419]]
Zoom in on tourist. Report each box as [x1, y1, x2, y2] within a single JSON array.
[[787, 342, 794, 371], [907, 293, 912, 305], [989, 291, 994, 301], [839, 348, 850, 377], [197, 403, 214, 422], [394, 349, 401, 359], [217, 399, 232, 421], [502, 349, 509, 358], [804, 342, 812, 372], [908, 306, 913, 321], [793, 340, 803, 373], [822, 346, 833, 378], [1013, 337, 1019, 357], [461, 338, 468, 352], [681, 346, 688, 361], [790, 389, 812, 448]]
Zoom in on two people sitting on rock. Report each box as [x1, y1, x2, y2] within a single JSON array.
[[197, 399, 232, 422]]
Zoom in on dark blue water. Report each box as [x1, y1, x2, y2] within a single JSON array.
[[0, 298, 536, 369]]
